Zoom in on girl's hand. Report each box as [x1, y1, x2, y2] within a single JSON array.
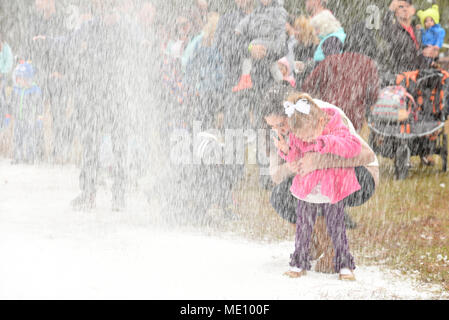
[[273, 134, 289, 154]]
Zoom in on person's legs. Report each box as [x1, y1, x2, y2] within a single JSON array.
[[24, 122, 33, 163], [13, 119, 24, 163], [313, 215, 335, 273], [110, 107, 128, 211], [271, 178, 334, 272], [218, 166, 238, 212], [26, 120, 36, 163], [415, 136, 437, 166], [323, 201, 356, 273], [15, 120, 34, 163], [72, 112, 100, 210], [35, 111, 45, 162], [289, 200, 319, 271], [342, 166, 376, 229], [79, 130, 100, 195], [343, 166, 376, 208], [51, 98, 66, 161], [48, 78, 62, 161], [269, 177, 298, 224], [232, 58, 253, 92], [0, 77, 7, 110]]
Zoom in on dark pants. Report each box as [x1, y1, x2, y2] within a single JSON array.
[[290, 200, 356, 272], [270, 175, 298, 224], [342, 166, 376, 207], [13, 118, 44, 162], [270, 166, 375, 224], [0, 77, 7, 111], [48, 78, 72, 160], [192, 164, 243, 211], [78, 100, 127, 199]]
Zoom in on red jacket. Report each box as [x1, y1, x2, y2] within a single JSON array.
[[301, 52, 380, 131]]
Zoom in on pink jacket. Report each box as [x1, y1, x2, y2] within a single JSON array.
[[279, 108, 361, 203]]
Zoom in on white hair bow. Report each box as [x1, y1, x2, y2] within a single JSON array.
[[283, 99, 311, 118]]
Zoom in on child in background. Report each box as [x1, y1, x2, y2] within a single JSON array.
[[286, 16, 319, 70], [9, 62, 44, 164], [285, 16, 319, 88], [277, 57, 296, 88], [274, 92, 361, 280], [232, 0, 288, 92], [417, 5, 446, 65]]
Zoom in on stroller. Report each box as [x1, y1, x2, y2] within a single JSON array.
[[367, 68, 449, 179]]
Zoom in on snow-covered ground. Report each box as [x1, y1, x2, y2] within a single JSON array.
[[0, 158, 448, 300]]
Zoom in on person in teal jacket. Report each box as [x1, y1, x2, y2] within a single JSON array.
[[308, 3, 346, 63]]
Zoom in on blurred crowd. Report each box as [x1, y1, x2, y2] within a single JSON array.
[[0, 0, 446, 213]]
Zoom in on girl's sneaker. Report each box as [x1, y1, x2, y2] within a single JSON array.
[[338, 268, 356, 281], [284, 267, 307, 278]]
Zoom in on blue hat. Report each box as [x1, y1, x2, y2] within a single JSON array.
[[14, 62, 34, 79]]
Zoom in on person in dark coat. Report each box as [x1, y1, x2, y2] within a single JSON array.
[[378, 0, 438, 85], [213, 0, 255, 90], [70, 2, 139, 211], [22, 0, 74, 162], [343, 20, 379, 61]]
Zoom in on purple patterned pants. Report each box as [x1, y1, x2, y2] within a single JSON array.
[[290, 200, 355, 272]]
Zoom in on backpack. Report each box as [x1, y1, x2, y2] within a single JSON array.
[[396, 68, 449, 122], [370, 85, 416, 122]]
